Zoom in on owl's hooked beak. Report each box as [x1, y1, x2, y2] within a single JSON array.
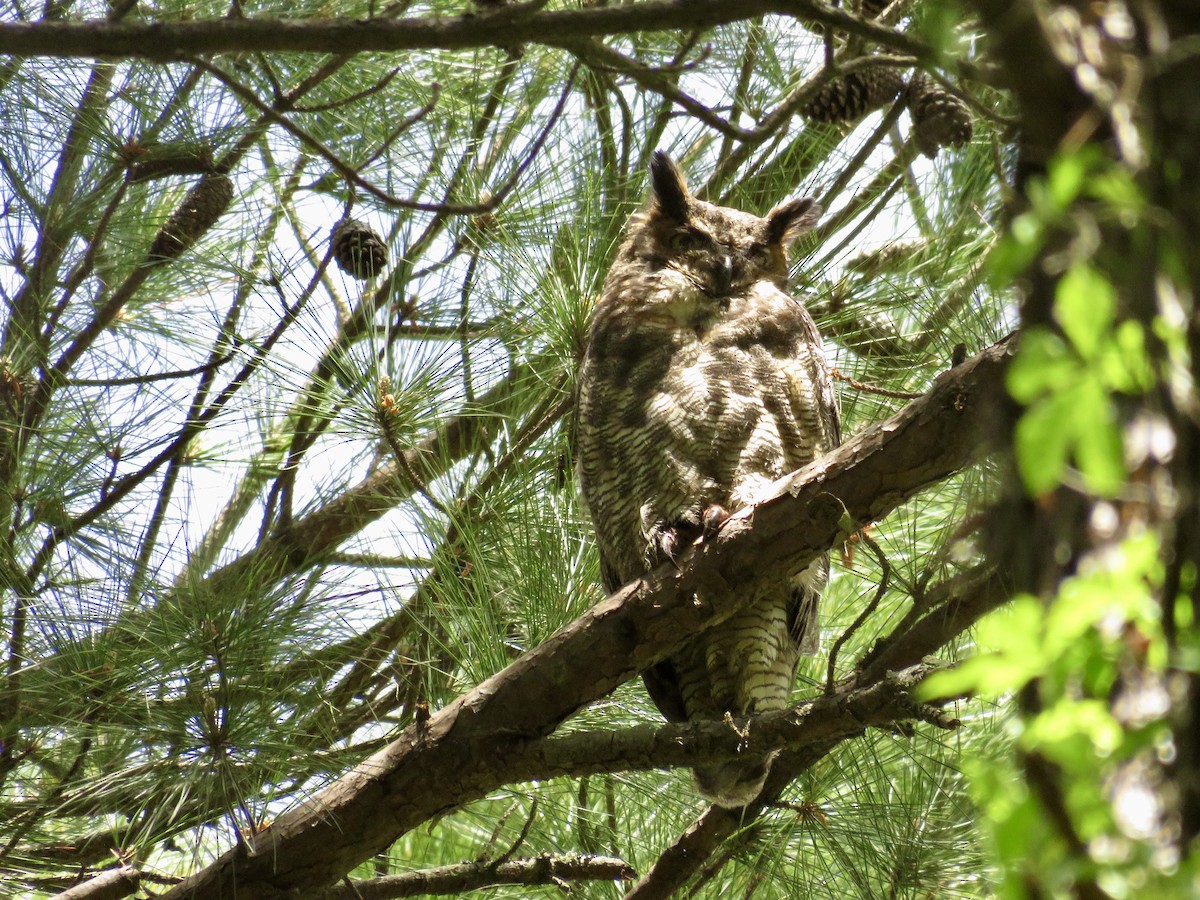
[[714, 255, 735, 295]]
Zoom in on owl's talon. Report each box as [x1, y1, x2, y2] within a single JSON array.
[[701, 504, 730, 541], [648, 526, 683, 568]]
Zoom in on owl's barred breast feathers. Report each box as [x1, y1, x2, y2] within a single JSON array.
[[576, 152, 839, 807]]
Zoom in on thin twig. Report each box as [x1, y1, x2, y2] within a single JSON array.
[[66, 351, 236, 387], [357, 82, 441, 170], [826, 529, 890, 693], [831, 367, 923, 399], [491, 797, 538, 868], [292, 67, 403, 114]]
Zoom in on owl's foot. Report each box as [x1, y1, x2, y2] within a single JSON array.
[[646, 520, 701, 569], [647, 525, 684, 568], [701, 504, 730, 541]]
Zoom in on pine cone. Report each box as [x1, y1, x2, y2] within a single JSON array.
[[331, 218, 388, 280], [798, 64, 907, 124], [907, 72, 973, 158], [146, 171, 233, 263]]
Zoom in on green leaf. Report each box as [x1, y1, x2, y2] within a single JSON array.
[[1073, 407, 1126, 497], [1085, 165, 1145, 213], [1014, 390, 1077, 495], [919, 596, 1046, 699], [988, 214, 1043, 284], [1054, 264, 1115, 359], [1047, 150, 1094, 211], [1007, 327, 1077, 402], [919, 652, 1032, 700], [1045, 571, 1123, 655], [1025, 700, 1123, 762], [1100, 319, 1153, 393]]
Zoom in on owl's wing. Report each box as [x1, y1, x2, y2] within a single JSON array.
[[782, 298, 839, 654], [642, 659, 689, 722], [796, 297, 841, 450], [597, 553, 624, 596]]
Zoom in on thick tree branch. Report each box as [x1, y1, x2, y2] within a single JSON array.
[[50, 854, 635, 900], [0, 1, 929, 60], [160, 338, 1013, 899]]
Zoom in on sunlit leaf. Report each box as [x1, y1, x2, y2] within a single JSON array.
[[989, 212, 1044, 284], [1024, 699, 1123, 761], [1054, 264, 1115, 359], [1008, 327, 1077, 402], [1101, 319, 1154, 393], [1014, 389, 1077, 494], [1073, 405, 1126, 497], [919, 596, 1045, 699], [1047, 149, 1095, 211]]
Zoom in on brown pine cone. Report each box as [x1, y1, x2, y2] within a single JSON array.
[[799, 64, 907, 124], [146, 171, 234, 263], [907, 71, 973, 158], [331, 218, 388, 280]]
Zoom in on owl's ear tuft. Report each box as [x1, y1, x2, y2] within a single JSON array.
[[766, 197, 822, 246], [649, 151, 690, 222]]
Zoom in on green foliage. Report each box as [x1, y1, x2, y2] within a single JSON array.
[[998, 149, 1154, 497], [933, 96, 1200, 892], [922, 533, 1185, 897], [922, 534, 1161, 701]]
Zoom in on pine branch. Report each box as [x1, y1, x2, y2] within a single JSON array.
[[159, 338, 1014, 899], [856, 563, 1009, 681], [625, 568, 1007, 897], [0, 2, 930, 61], [9, 353, 552, 731], [314, 854, 636, 899], [516, 662, 955, 783], [630, 716, 890, 898]]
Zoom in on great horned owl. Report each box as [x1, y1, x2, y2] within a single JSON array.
[[576, 152, 840, 807]]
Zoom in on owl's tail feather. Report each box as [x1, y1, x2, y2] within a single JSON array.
[[693, 753, 776, 808]]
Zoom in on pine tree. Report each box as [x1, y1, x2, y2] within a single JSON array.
[[0, 2, 1194, 898]]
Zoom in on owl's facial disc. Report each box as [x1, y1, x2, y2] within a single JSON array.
[[658, 221, 771, 298]]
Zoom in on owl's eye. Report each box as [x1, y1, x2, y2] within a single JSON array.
[[668, 230, 706, 252]]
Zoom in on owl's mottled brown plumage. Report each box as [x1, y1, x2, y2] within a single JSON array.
[[576, 153, 840, 807]]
